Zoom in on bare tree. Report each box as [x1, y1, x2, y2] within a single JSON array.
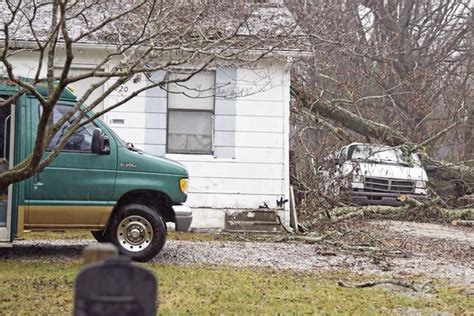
[[0, 0, 297, 191], [287, 0, 473, 203]]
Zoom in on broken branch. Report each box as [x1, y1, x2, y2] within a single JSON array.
[[337, 279, 419, 292]]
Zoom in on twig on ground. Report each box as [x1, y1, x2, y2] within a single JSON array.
[[274, 230, 339, 244], [237, 235, 251, 242], [420, 280, 434, 291], [337, 279, 419, 292], [451, 220, 473, 227], [342, 245, 380, 252]]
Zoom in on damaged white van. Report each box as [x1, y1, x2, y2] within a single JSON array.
[[322, 143, 429, 206]]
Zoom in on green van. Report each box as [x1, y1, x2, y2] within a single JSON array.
[[0, 80, 192, 261]]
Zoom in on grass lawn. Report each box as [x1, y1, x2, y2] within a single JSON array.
[[0, 260, 472, 314]]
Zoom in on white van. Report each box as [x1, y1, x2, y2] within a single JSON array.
[[321, 143, 429, 206]]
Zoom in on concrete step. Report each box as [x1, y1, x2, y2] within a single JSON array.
[[226, 209, 279, 222], [225, 210, 282, 233]]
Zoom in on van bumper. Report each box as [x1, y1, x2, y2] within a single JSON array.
[[350, 191, 427, 207], [173, 204, 193, 232]]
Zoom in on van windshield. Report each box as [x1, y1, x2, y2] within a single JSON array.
[[349, 145, 421, 167]]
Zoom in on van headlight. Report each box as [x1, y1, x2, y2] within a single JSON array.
[[415, 180, 426, 189], [179, 178, 189, 194]]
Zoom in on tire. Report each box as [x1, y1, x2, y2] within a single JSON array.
[[91, 230, 108, 243], [106, 203, 167, 262]]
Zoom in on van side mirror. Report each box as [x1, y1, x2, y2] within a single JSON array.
[[91, 128, 110, 155]]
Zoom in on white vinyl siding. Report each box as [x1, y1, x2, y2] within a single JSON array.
[[166, 64, 290, 211], [104, 71, 167, 154], [55, 66, 105, 111]]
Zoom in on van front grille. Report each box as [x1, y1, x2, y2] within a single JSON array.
[[364, 177, 415, 194]]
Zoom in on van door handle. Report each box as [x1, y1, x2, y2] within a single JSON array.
[[33, 173, 44, 187]]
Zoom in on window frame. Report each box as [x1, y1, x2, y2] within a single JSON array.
[[166, 70, 216, 155]]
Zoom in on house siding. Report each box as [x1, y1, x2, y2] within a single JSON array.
[[166, 65, 290, 227], [213, 67, 237, 159], [105, 71, 168, 154], [105, 64, 290, 228], [4, 53, 291, 229]]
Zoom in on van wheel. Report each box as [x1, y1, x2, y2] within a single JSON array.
[[107, 203, 167, 262], [91, 230, 108, 243]]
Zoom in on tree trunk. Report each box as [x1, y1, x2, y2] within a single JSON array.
[[464, 104, 474, 160]]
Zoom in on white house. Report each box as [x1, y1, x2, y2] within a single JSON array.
[[1, 1, 307, 229], [105, 61, 293, 229]]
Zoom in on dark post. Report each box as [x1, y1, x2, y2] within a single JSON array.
[[74, 256, 158, 316]]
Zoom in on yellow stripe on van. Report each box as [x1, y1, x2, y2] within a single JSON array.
[[16, 205, 25, 238], [24, 205, 113, 230]]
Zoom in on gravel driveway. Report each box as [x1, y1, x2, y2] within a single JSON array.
[[1, 220, 473, 283], [155, 239, 473, 282]]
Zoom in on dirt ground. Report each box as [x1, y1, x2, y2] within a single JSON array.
[[366, 220, 473, 266], [373, 220, 473, 243], [2, 220, 472, 286]]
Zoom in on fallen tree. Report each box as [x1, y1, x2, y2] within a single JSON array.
[[291, 81, 474, 198], [310, 205, 474, 224], [286, 0, 473, 202]]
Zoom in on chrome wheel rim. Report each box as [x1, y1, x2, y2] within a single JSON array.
[[117, 215, 153, 252]]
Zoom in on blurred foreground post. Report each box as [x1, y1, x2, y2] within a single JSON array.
[[83, 243, 118, 265], [74, 244, 157, 316]]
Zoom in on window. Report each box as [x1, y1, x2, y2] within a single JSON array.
[[167, 71, 215, 154], [47, 105, 97, 152]]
